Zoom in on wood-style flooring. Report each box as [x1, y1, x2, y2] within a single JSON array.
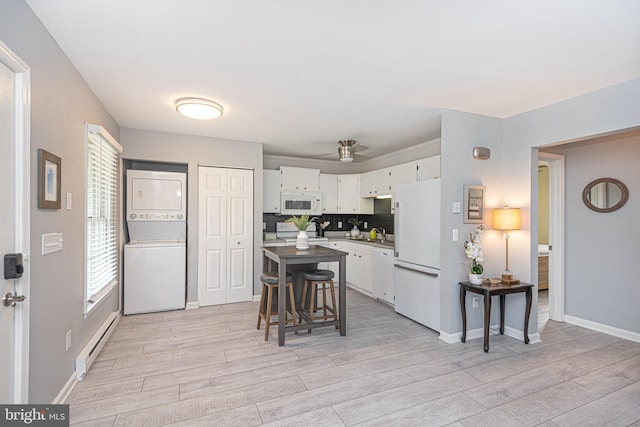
[[67, 289, 640, 426]]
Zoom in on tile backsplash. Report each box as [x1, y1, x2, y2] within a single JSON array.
[[263, 199, 394, 235]]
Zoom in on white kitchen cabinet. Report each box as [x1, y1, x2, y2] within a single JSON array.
[[360, 168, 390, 198], [280, 166, 320, 192], [338, 175, 360, 213], [318, 240, 343, 278], [417, 155, 441, 181], [319, 174, 372, 214], [390, 161, 417, 188], [320, 173, 339, 213], [263, 169, 281, 213], [372, 247, 394, 305], [343, 241, 373, 296]]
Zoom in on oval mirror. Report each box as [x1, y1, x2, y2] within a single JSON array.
[[582, 178, 629, 213]]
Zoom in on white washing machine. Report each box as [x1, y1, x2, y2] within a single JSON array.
[[124, 170, 187, 315]]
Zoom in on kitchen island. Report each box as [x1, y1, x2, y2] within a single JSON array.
[[262, 245, 348, 346]]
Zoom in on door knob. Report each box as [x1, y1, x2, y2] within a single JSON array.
[[3, 292, 26, 307]]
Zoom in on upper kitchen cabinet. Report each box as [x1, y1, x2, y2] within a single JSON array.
[[360, 168, 391, 197], [417, 155, 441, 181], [320, 173, 339, 213], [390, 161, 417, 189], [280, 166, 320, 192], [320, 174, 373, 214], [263, 169, 281, 213]]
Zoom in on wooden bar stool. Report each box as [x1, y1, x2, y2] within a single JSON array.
[[257, 272, 297, 341], [302, 269, 337, 326]]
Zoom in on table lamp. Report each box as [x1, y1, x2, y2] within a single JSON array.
[[493, 206, 521, 284]]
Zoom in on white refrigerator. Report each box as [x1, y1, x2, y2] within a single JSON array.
[[394, 178, 441, 331]]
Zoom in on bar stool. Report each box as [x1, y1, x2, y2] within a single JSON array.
[[302, 269, 337, 327], [257, 272, 298, 341]]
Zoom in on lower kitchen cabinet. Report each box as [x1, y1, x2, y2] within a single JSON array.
[[343, 241, 373, 296], [372, 247, 394, 305], [317, 241, 342, 278]]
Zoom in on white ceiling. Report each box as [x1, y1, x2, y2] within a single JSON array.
[[25, 0, 640, 162]]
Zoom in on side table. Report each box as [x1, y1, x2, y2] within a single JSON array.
[[459, 281, 533, 352]]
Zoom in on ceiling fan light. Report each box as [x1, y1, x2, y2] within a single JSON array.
[[175, 98, 223, 120], [339, 145, 354, 162]]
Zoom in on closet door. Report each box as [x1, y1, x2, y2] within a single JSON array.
[[198, 166, 253, 306]]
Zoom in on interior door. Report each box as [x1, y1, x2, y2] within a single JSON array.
[[198, 166, 253, 306], [0, 42, 30, 403]]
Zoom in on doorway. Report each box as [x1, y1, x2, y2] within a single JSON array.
[[538, 152, 565, 330], [0, 40, 31, 403]]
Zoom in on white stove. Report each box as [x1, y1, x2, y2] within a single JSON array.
[[276, 222, 328, 246]]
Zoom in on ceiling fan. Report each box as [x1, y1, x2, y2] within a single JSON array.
[[312, 139, 369, 163]]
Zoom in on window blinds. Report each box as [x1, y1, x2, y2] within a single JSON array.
[[86, 125, 122, 305]]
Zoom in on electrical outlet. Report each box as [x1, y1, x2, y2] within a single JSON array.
[[472, 297, 479, 308], [364, 221, 368, 229], [66, 330, 72, 351], [262, 222, 266, 230], [338, 221, 342, 228]]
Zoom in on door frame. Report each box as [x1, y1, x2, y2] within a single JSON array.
[[539, 152, 565, 322], [1, 39, 31, 403]]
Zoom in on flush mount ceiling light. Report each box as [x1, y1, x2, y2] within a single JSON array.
[[175, 98, 223, 120], [338, 139, 356, 163]]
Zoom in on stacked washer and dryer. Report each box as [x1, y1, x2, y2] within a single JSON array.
[[124, 170, 187, 315]]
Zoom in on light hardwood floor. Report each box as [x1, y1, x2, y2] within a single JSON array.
[[68, 289, 640, 426]]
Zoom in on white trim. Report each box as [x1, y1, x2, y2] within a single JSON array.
[[186, 301, 200, 310], [539, 152, 565, 322], [1, 38, 31, 404], [84, 282, 117, 319], [565, 315, 640, 343], [439, 325, 540, 346], [252, 294, 261, 302], [86, 123, 122, 153], [52, 373, 77, 404], [438, 331, 459, 343]]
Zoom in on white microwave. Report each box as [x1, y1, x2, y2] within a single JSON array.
[[281, 191, 322, 215]]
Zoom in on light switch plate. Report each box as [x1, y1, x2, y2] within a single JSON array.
[[42, 233, 64, 255], [452, 229, 459, 242], [452, 201, 461, 213], [66, 192, 72, 210]]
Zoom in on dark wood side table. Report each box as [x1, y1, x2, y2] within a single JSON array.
[[459, 281, 533, 352]]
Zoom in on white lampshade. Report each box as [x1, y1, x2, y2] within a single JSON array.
[[494, 206, 521, 230], [175, 98, 223, 120]]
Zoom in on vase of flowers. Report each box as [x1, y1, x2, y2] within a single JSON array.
[[348, 218, 363, 238], [465, 225, 485, 285], [285, 214, 314, 250]]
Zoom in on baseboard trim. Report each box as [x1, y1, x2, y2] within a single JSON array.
[[53, 372, 77, 404], [439, 325, 539, 345], [565, 315, 640, 343], [185, 301, 199, 310], [252, 295, 261, 302]]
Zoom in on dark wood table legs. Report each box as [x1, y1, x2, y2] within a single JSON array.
[[459, 281, 534, 352]]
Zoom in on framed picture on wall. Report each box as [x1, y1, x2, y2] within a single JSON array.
[[38, 149, 62, 209], [463, 184, 485, 224]]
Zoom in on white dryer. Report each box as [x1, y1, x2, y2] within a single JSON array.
[[124, 170, 187, 315]]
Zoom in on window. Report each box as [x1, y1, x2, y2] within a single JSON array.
[[85, 124, 122, 315]]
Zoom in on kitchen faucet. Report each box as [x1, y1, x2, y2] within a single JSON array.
[[378, 228, 386, 241]]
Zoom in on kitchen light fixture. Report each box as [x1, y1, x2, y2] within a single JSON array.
[[338, 139, 356, 163], [175, 98, 223, 120], [493, 206, 521, 284]]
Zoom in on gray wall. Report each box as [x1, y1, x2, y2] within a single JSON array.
[[502, 78, 640, 336], [440, 78, 640, 339], [563, 135, 639, 332], [119, 128, 264, 300], [1, 1, 120, 402]]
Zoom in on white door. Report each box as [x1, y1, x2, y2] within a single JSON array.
[[0, 41, 30, 403], [198, 166, 253, 306]]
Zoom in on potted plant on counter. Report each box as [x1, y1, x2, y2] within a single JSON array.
[[285, 214, 315, 250], [464, 225, 485, 285], [348, 218, 363, 238]]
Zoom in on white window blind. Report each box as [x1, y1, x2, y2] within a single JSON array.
[[85, 125, 122, 309]]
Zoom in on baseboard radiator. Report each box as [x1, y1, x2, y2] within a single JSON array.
[[75, 311, 119, 380]]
